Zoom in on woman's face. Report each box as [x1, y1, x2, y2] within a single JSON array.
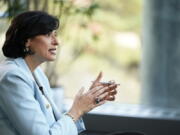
[[27, 30, 59, 63]]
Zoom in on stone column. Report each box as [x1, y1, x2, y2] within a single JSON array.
[[141, 0, 180, 107]]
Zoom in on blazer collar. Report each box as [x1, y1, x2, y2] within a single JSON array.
[[14, 57, 34, 81], [13, 58, 61, 120]]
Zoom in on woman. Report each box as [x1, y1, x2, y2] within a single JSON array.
[[0, 11, 118, 135]]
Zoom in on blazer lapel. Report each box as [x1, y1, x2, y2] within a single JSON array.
[[33, 70, 61, 121], [14, 58, 61, 121], [14, 58, 34, 81]]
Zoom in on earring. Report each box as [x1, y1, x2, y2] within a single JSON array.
[[24, 46, 30, 53], [24, 46, 34, 55]]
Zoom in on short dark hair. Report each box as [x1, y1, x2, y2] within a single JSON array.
[[2, 11, 59, 58]]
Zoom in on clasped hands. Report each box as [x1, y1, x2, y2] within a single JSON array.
[[68, 72, 119, 121]]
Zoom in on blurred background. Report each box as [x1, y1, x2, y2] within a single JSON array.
[[0, 0, 142, 105], [1, 0, 180, 134], [1, 0, 180, 110]]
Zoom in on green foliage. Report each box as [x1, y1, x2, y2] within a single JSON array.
[[74, 3, 99, 17], [6, 2, 25, 17]]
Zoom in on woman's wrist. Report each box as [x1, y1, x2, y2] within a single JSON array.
[[65, 112, 76, 122], [68, 108, 83, 122]]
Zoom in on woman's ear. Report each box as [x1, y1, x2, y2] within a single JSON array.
[[24, 38, 34, 55]]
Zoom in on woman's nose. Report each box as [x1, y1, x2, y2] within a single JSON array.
[[52, 37, 59, 46]]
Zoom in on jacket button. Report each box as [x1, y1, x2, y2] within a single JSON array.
[[46, 104, 50, 109]]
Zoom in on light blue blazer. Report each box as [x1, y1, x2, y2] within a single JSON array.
[[0, 58, 85, 135]]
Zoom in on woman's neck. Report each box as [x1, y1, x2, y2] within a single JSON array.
[[24, 56, 42, 72]]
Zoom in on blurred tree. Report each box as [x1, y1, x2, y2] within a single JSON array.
[[1, 0, 27, 17]]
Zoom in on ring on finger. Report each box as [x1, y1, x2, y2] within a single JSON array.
[[95, 97, 101, 104]]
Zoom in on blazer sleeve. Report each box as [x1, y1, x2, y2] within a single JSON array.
[[0, 70, 78, 135]]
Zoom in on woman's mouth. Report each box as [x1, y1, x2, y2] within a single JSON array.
[[49, 48, 56, 55]]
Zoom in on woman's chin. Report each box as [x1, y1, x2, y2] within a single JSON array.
[[43, 55, 56, 62], [47, 57, 56, 61]]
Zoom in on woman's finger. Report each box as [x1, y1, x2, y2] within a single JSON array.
[[94, 99, 106, 107], [106, 95, 115, 101], [97, 92, 109, 101], [89, 85, 104, 93], [93, 86, 109, 97], [108, 89, 117, 95], [105, 84, 117, 91], [94, 71, 103, 83], [89, 72, 103, 89], [77, 87, 85, 96], [91, 83, 117, 96]]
